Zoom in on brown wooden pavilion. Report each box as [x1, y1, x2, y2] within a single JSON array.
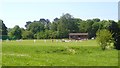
[[69, 33, 88, 40]]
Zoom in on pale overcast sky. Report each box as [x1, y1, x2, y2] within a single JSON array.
[[0, 0, 119, 28]]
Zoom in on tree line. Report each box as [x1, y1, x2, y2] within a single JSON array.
[[0, 13, 120, 50]]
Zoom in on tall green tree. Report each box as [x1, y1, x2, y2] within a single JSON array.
[[8, 25, 22, 39], [108, 20, 120, 50], [27, 22, 44, 34], [57, 13, 78, 38], [89, 22, 102, 38], [0, 19, 7, 35], [39, 18, 51, 30], [86, 19, 94, 39], [0, 19, 8, 40]]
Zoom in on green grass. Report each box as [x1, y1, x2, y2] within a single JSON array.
[[2, 40, 118, 66]]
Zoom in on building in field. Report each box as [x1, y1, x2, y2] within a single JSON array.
[[69, 33, 88, 40]]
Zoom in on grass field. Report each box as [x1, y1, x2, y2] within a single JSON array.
[[1, 39, 118, 66]]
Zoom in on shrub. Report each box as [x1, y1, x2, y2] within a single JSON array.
[[96, 29, 114, 50]]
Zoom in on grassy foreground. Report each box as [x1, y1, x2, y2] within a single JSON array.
[[2, 40, 118, 66]]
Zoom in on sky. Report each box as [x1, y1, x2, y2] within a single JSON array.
[[0, 0, 119, 28]]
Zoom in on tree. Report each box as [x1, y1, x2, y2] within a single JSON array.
[[25, 21, 32, 28], [108, 20, 120, 50], [96, 29, 114, 50], [22, 30, 33, 39], [36, 30, 58, 39], [83, 19, 102, 39], [39, 18, 51, 30], [53, 18, 59, 22], [101, 20, 110, 29], [118, 20, 120, 28], [27, 22, 44, 34], [36, 31, 46, 39], [86, 19, 94, 39], [79, 20, 89, 33], [89, 22, 102, 38], [51, 22, 58, 31], [93, 18, 100, 22], [8, 25, 22, 40], [0, 19, 7, 35], [57, 13, 78, 38], [88, 18, 102, 39], [0, 19, 8, 40], [22, 13, 120, 40]]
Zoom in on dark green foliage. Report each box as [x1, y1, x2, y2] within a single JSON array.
[[8, 25, 22, 40], [39, 19, 51, 30], [93, 18, 100, 22], [0, 19, 7, 35], [118, 20, 120, 28], [86, 19, 94, 39], [25, 21, 32, 28], [108, 20, 120, 50], [0, 19, 8, 40], [51, 22, 58, 31], [22, 30, 34, 39], [57, 13, 79, 38], [91, 22, 102, 37], [79, 20, 89, 33], [36, 30, 59, 39], [22, 14, 115, 40], [1, 35, 9, 40], [27, 22, 44, 34]]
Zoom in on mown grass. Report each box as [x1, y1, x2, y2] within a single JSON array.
[[2, 40, 118, 66]]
